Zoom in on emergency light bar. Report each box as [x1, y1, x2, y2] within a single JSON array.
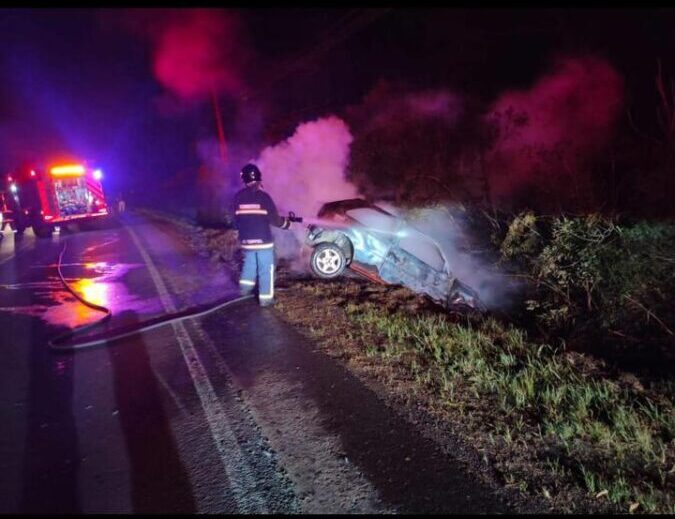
[[50, 164, 85, 177]]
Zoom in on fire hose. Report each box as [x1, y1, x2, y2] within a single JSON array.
[[49, 213, 303, 352], [49, 243, 264, 353]]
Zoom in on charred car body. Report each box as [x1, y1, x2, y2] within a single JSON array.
[[304, 199, 484, 311]]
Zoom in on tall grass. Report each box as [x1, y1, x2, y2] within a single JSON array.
[[348, 303, 674, 512]]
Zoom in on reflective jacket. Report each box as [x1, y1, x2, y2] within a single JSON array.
[[230, 184, 290, 250]]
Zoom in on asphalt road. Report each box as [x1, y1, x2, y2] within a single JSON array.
[[0, 212, 510, 514]]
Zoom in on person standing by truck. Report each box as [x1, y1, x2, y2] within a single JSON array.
[[116, 192, 126, 214]]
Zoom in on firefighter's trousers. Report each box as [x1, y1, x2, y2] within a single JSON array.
[[239, 248, 275, 306]]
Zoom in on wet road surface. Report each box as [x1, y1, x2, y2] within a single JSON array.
[[0, 212, 511, 513]]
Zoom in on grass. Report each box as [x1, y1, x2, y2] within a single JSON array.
[[344, 302, 674, 513]]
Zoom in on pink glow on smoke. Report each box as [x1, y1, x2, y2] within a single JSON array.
[[350, 81, 464, 133], [406, 91, 463, 121], [152, 9, 243, 100], [485, 56, 624, 201], [255, 116, 358, 263]]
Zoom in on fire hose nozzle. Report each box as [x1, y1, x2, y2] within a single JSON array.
[[288, 211, 303, 223]]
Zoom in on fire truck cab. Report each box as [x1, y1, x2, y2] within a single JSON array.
[[5, 162, 109, 238]]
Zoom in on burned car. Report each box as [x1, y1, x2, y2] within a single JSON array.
[[304, 199, 484, 311]]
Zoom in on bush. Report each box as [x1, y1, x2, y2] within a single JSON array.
[[499, 211, 543, 263], [500, 213, 675, 340]]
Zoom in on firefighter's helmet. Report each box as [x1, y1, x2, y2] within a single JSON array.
[[240, 163, 262, 184]]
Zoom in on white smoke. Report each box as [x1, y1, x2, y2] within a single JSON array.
[[400, 205, 519, 310], [255, 115, 358, 268]]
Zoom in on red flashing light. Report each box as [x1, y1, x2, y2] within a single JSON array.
[[30, 170, 36, 177]]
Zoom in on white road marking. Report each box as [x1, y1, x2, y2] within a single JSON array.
[[125, 224, 268, 514]]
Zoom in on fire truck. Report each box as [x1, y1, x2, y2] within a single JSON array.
[[3, 162, 109, 238]]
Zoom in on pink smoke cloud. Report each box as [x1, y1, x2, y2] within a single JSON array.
[[255, 116, 358, 263], [406, 91, 463, 121], [485, 56, 624, 203], [151, 9, 244, 100], [347, 80, 464, 133], [257, 115, 357, 219]]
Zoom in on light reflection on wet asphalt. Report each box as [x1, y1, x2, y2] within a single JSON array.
[[0, 221, 233, 514], [0, 226, 168, 332], [0, 261, 150, 329], [0, 223, 237, 334]]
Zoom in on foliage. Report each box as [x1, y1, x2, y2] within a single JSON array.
[[500, 212, 675, 339], [499, 211, 543, 263]]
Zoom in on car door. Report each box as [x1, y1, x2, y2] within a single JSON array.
[[379, 225, 452, 303], [343, 208, 399, 269]]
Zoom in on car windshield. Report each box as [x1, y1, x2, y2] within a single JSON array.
[[345, 208, 398, 234], [346, 207, 448, 272]]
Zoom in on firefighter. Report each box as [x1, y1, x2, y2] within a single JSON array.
[[230, 163, 293, 307]]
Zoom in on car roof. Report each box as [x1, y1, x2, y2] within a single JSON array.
[[317, 198, 394, 218]]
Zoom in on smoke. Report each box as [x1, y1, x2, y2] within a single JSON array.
[[401, 205, 520, 310], [243, 109, 513, 306], [150, 9, 245, 101], [485, 56, 624, 204], [255, 116, 358, 266], [346, 57, 625, 210], [347, 80, 464, 133]]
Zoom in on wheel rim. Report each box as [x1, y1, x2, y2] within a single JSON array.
[[315, 248, 342, 274]]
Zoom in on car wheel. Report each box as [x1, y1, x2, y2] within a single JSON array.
[[310, 242, 347, 279], [33, 223, 53, 239], [10, 222, 24, 236]]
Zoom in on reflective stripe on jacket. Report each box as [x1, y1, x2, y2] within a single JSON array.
[[230, 185, 289, 248]]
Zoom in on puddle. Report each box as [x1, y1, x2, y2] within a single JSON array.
[[0, 261, 161, 329]]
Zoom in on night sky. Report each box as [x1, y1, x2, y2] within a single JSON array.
[[1, 7, 674, 198]]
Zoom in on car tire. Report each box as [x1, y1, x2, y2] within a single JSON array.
[[79, 219, 103, 232], [11, 222, 24, 236], [33, 223, 53, 239], [310, 242, 347, 279]]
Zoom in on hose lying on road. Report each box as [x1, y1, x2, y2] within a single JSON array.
[[49, 242, 256, 353]]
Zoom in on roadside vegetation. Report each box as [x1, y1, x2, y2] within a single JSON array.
[[275, 212, 675, 513], [342, 304, 674, 513], [498, 212, 675, 348]]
